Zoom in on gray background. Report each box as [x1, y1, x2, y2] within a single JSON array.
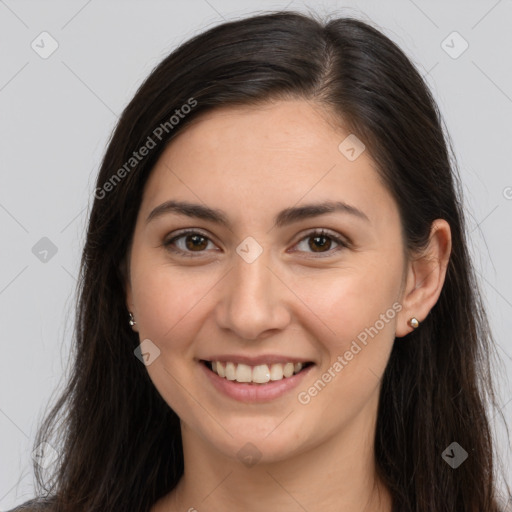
[[1, 0, 511, 509]]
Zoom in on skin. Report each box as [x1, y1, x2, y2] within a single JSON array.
[[124, 99, 451, 512]]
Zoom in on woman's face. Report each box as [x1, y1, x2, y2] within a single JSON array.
[[126, 99, 409, 464]]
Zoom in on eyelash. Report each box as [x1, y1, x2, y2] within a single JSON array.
[[162, 229, 349, 258]]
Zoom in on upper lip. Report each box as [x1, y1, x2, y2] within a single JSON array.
[[199, 354, 315, 366]]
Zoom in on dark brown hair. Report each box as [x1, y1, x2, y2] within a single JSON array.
[[26, 10, 509, 512]]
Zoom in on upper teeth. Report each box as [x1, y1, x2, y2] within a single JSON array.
[[210, 361, 305, 384]]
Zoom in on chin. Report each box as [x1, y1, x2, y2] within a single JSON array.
[[195, 418, 314, 466]]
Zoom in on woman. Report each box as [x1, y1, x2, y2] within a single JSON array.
[[9, 10, 510, 512]]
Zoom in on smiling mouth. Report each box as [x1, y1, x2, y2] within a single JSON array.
[[201, 360, 314, 384]]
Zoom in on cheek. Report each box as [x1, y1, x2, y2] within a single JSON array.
[[292, 258, 401, 406], [132, 259, 218, 342], [293, 257, 402, 348], [130, 263, 213, 417], [293, 272, 399, 430]]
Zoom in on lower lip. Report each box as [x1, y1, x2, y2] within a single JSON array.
[[200, 361, 314, 403]]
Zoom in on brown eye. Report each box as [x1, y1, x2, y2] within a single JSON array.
[[184, 234, 208, 251], [294, 229, 348, 257], [309, 234, 332, 252], [164, 230, 215, 256], [164, 228, 347, 258]]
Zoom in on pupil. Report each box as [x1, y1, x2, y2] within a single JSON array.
[[186, 235, 207, 251], [310, 235, 330, 252]]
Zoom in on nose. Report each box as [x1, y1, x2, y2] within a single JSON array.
[[214, 247, 291, 341]]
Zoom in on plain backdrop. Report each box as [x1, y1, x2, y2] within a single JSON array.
[[1, 0, 511, 509]]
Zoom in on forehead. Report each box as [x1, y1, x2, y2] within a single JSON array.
[[140, 100, 397, 227], [172, 99, 347, 160]]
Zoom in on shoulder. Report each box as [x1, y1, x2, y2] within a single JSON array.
[[5, 497, 54, 511]]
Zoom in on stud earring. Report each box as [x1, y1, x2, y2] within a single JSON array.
[[408, 317, 419, 329], [129, 312, 136, 326]]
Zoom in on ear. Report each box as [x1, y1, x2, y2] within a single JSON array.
[[120, 255, 138, 333], [395, 219, 452, 337]]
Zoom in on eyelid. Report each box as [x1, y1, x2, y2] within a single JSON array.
[[163, 227, 350, 257]]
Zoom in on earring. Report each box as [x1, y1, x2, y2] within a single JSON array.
[[129, 312, 136, 326], [408, 317, 419, 329]]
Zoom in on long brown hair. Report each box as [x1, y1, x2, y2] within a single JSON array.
[[28, 10, 509, 512]]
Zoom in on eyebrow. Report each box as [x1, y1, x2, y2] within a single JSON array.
[[146, 199, 370, 228]]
